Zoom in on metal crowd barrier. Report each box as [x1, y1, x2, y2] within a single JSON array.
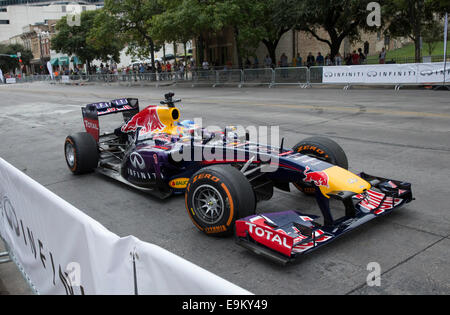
[[273, 67, 309, 88], [215, 69, 243, 87], [9, 64, 448, 90], [243, 68, 274, 87]]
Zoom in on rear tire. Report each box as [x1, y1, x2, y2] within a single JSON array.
[[292, 136, 348, 195], [65, 132, 99, 175], [185, 165, 256, 237]]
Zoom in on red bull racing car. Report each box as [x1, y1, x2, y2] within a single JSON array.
[[64, 93, 414, 264]]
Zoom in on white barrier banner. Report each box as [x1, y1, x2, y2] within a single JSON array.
[[61, 75, 70, 83], [6, 78, 17, 84], [322, 63, 418, 84], [0, 158, 251, 295], [417, 62, 450, 83], [322, 62, 450, 84]]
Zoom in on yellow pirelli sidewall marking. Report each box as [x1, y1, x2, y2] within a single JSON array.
[[185, 192, 203, 231], [320, 166, 371, 198], [221, 183, 235, 227]]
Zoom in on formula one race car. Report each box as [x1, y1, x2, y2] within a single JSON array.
[[64, 93, 413, 264]]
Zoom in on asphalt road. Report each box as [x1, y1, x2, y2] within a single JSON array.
[[0, 82, 449, 295]]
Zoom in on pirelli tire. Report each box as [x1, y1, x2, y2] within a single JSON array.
[[64, 132, 99, 175], [292, 136, 348, 196], [185, 165, 256, 237]]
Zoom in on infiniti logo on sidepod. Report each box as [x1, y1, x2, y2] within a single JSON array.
[[130, 152, 146, 170]]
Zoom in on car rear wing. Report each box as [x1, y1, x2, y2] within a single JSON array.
[[81, 98, 140, 142]]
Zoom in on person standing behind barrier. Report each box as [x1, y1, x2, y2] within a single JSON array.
[[379, 47, 386, 64], [167, 62, 172, 80], [325, 54, 333, 66], [179, 62, 185, 80], [253, 56, 259, 69], [296, 53, 302, 67], [280, 53, 289, 78], [316, 52, 324, 66], [202, 60, 209, 70], [351, 50, 360, 65], [264, 55, 273, 68], [345, 53, 353, 65], [335, 52, 342, 65], [307, 52, 315, 67], [358, 48, 366, 64]]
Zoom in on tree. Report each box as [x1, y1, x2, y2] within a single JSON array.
[[383, 0, 435, 62], [103, 0, 164, 69], [422, 20, 444, 56], [291, 0, 378, 59], [151, 0, 294, 68], [0, 44, 33, 73], [87, 9, 125, 63], [51, 10, 123, 71], [255, 0, 296, 66]]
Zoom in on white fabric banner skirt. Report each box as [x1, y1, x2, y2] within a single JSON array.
[[0, 158, 251, 295]]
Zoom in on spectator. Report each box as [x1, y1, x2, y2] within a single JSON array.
[[264, 55, 272, 68], [325, 54, 332, 66], [345, 53, 353, 65], [379, 47, 386, 64], [280, 53, 288, 67], [225, 60, 233, 70], [316, 52, 324, 66], [351, 50, 360, 65], [245, 58, 251, 69], [296, 53, 302, 67], [253, 56, 259, 69], [166, 62, 172, 80], [306, 52, 315, 67], [335, 52, 343, 65], [202, 60, 210, 70], [358, 48, 366, 64]]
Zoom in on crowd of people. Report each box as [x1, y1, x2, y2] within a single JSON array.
[[4, 48, 390, 82]]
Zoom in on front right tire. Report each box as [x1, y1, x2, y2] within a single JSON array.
[[292, 136, 348, 195]]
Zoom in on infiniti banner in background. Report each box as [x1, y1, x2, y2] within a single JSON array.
[[417, 63, 450, 84], [322, 62, 450, 84], [0, 158, 251, 295]]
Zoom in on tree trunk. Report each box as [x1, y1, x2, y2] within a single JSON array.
[[262, 40, 278, 68], [197, 35, 204, 68], [233, 27, 243, 69], [414, 37, 422, 63], [329, 40, 343, 60], [150, 40, 156, 70]]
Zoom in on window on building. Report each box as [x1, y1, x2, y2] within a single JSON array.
[[0, 8, 7, 12], [0, 19, 9, 24]]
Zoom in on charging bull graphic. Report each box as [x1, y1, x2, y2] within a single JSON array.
[[303, 166, 330, 188], [121, 106, 165, 134]]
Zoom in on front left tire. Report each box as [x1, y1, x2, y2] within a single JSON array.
[[185, 165, 256, 237], [65, 132, 99, 175]]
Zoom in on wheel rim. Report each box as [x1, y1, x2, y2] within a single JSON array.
[[192, 185, 225, 225], [65, 142, 75, 168]]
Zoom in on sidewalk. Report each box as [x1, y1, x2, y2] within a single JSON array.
[[0, 241, 32, 295]]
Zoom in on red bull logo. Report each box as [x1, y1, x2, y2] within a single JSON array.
[[121, 106, 165, 134], [303, 166, 330, 188]]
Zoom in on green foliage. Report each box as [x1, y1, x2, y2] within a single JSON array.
[[51, 10, 123, 65], [103, 0, 164, 66], [0, 43, 33, 72], [292, 0, 377, 58], [382, 0, 448, 62]]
